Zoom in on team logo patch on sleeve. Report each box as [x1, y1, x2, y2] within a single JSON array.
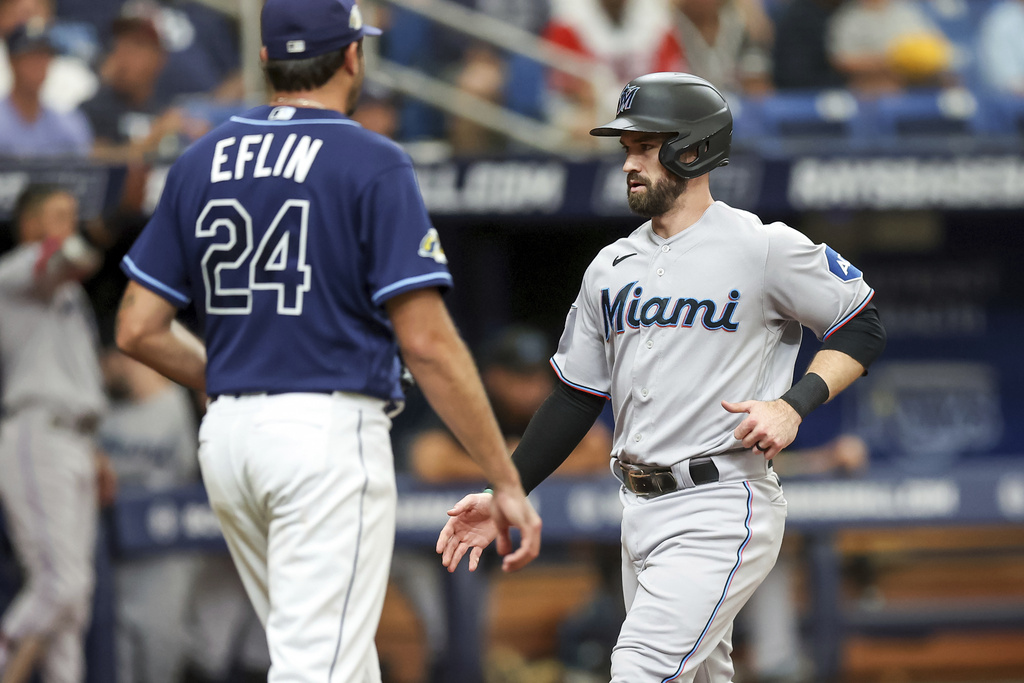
[[825, 245, 862, 282], [418, 228, 448, 264]]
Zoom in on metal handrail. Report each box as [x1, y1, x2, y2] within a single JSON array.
[[230, 0, 609, 153]]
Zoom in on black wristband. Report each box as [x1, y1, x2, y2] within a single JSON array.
[[780, 372, 830, 419]]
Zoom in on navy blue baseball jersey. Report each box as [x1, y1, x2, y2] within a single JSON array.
[[122, 105, 452, 401]]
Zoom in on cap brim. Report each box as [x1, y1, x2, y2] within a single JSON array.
[[360, 25, 382, 37]]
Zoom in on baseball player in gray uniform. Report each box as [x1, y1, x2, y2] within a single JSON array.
[[438, 73, 886, 683], [0, 184, 105, 683]]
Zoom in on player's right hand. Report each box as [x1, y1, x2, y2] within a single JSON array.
[[437, 489, 542, 573], [490, 485, 542, 572]]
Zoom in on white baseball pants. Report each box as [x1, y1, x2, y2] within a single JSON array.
[[0, 408, 97, 683], [613, 464, 787, 682], [198, 392, 396, 683]]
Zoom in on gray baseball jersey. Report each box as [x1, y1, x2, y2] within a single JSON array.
[[552, 201, 873, 468], [0, 243, 106, 418], [0, 241, 105, 683]]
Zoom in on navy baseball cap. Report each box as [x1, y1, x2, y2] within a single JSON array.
[[262, 0, 382, 61], [6, 19, 57, 57]]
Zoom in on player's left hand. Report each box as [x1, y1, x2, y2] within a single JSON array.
[[436, 492, 499, 573], [721, 398, 802, 460]]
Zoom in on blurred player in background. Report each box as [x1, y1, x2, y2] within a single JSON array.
[[0, 184, 110, 683], [112, 0, 541, 680], [97, 350, 200, 683]]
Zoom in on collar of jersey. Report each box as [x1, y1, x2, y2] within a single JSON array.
[[233, 105, 361, 126], [644, 200, 721, 247]]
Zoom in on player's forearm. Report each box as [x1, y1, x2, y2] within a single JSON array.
[[116, 282, 206, 391], [512, 381, 606, 493], [802, 349, 866, 401], [117, 320, 207, 392], [388, 289, 523, 492]]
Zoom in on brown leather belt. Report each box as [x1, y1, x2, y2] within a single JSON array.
[[615, 456, 720, 498], [51, 414, 100, 436]]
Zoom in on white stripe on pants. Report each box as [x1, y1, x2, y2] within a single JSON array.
[[0, 409, 97, 683], [613, 473, 787, 683], [197, 392, 396, 683]]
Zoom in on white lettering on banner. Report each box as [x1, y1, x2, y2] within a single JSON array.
[[146, 502, 180, 544], [785, 479, 961, 521], [789, 157, 1024, 210], [567, 487, 623, 530], [182, 502, 223, 539], [395, 494, 463, 531], [417, 161, 566, 214], [997, 475, 1024, 519]]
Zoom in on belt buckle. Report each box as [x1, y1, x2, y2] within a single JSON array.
[[626, 468, 654, 496], [623, 465, 677, 498]]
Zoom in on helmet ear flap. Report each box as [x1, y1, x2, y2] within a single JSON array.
[[658, 127, 732, 179]]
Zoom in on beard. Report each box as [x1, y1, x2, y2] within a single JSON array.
[[626, 171, 688, 218]]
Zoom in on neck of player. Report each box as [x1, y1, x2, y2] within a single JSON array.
[[651, 177, 715, 240]]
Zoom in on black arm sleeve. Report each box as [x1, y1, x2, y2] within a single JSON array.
[[821, 304, 887, 370], [510, 380, 607, 494]]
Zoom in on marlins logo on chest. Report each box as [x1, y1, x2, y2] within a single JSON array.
[[601, 281, 741, 339]]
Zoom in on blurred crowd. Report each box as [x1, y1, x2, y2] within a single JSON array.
[[0, 0, 1021, 160]]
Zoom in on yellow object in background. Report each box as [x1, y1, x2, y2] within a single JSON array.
[[887, 32, 953, 81]]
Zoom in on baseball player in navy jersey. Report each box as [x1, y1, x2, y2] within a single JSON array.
[[0, 184, 106, 683], [112, 0, 541, 681], [438, 72, 887, 683]]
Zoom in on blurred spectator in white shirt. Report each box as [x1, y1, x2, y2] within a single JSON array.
[[977, 0, 1024, 95], [827, 0, 952, 95], [672, 0, 773, 96], [0, 0, 98, 112], [0, 19, 91, 156]]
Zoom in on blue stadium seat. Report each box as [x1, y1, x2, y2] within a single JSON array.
[[979, 93, 1024, 136], [504, 55, 546, 121], [868, 88, 988, 136], [755, 90, 862, 138]]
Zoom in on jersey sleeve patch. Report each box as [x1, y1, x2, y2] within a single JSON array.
[[825, 246, 863, 282], [417, 228, 448, 265]]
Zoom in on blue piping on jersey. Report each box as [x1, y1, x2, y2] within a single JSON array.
[[370, 272, 454, 305], [549, 358, 612, 400], [662, 481, 754, 683], [229, 116, 362, 127], [121, 255, 191, 305], [823, 289, 874, 340]]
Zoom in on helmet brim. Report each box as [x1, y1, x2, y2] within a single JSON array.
[[589, 115, 680, 137]]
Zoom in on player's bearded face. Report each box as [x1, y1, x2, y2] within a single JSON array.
[[626, 170, 688, 218]]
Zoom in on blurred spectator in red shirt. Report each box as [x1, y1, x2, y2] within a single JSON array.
[[543, 0, 686, 142], [827, 0, 953, 95], [671, 0, 773, 96]]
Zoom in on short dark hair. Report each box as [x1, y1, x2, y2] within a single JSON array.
[[14, 183, 69, 227], [263, 42, 356, 92]]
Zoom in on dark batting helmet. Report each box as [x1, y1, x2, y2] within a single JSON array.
[[590, 72, 732, 180]]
